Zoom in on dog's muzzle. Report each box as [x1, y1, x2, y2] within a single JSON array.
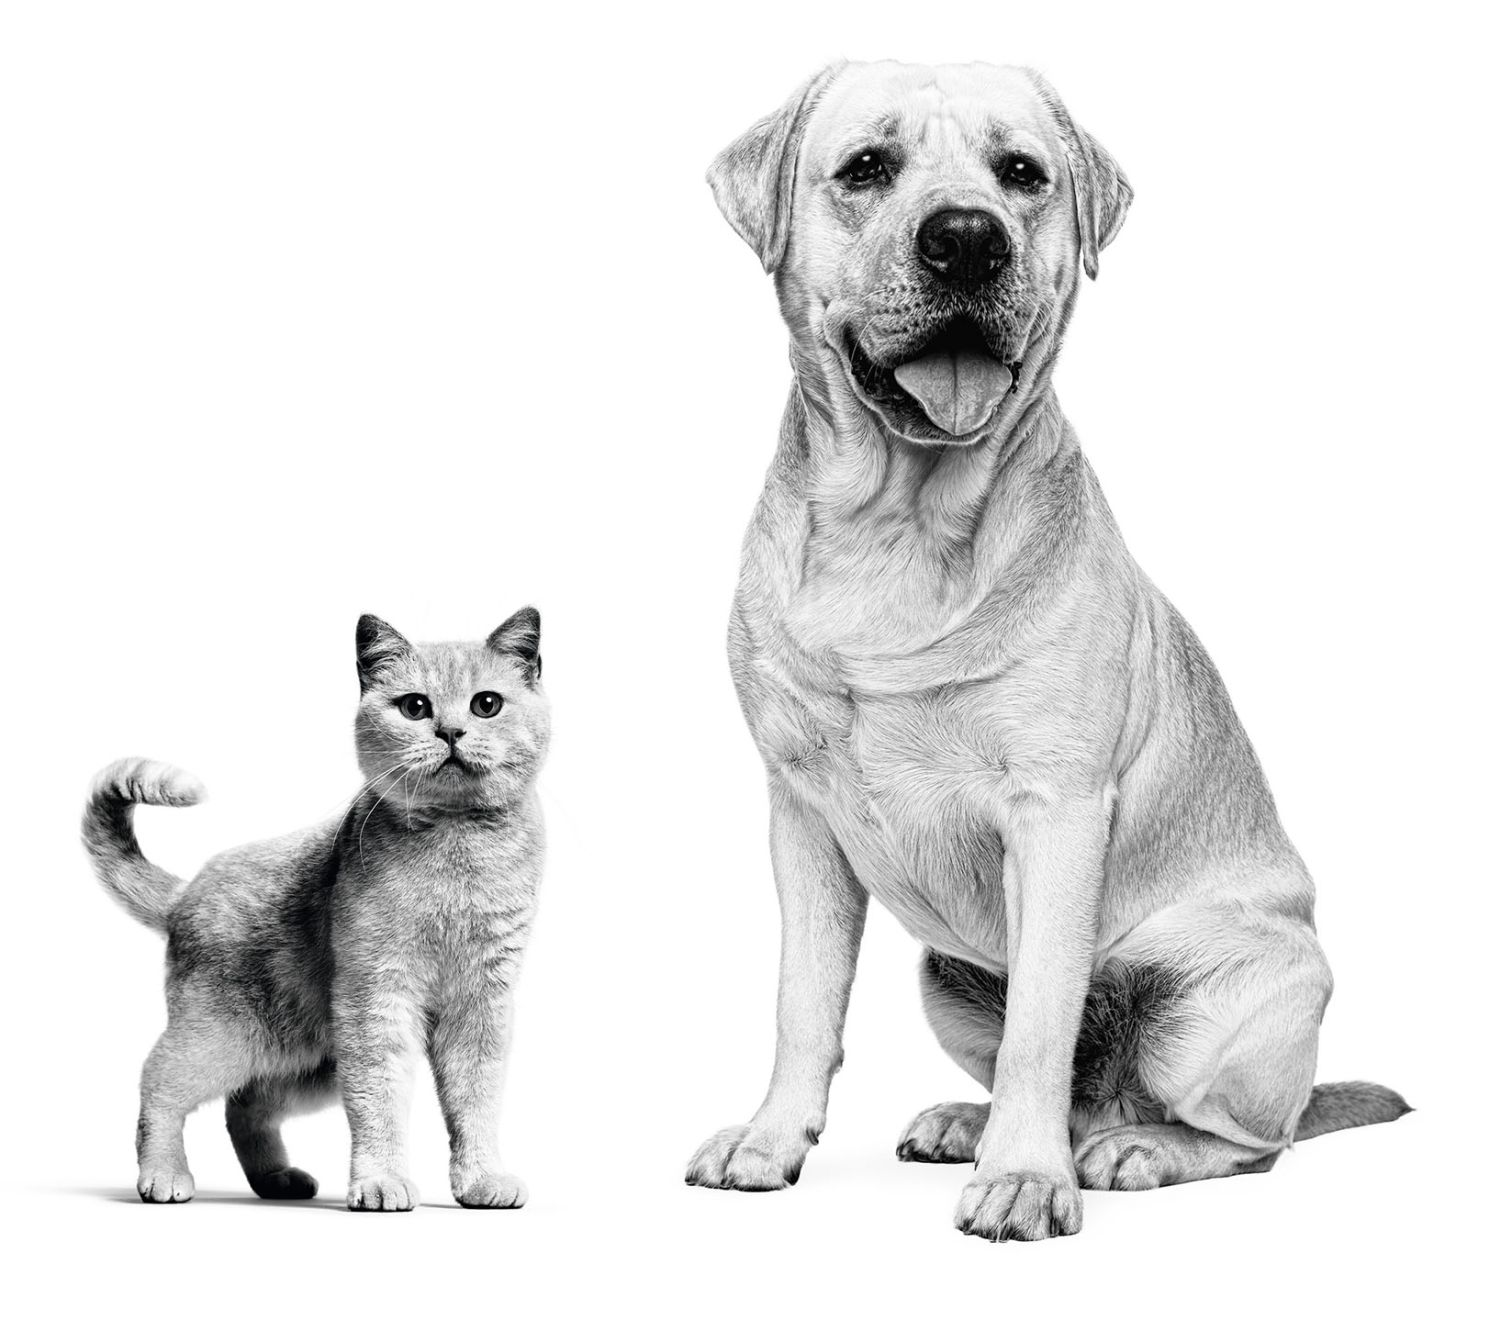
[[847, 317, 1017, 439]]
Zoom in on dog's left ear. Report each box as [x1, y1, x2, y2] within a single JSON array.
[[488, 607, 541, 685], [1029, 72, 1133, 281], [707, 61, 847, 273]]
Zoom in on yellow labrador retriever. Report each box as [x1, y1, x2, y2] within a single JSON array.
[[684, 60, 1408, 1242]]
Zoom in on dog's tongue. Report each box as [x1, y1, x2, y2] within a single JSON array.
[[893, 347, 1013, 436]]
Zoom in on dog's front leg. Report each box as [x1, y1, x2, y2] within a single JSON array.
[[955, 796, 1109, 1241], [686, 784, 867, 1191]]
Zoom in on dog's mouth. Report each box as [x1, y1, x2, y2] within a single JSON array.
[[845, 318, 1018, 440]]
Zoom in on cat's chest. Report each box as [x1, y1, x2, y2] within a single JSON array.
[[337, 821, 537, 948]]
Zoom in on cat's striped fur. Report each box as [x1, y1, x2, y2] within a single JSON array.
[[83, 608, 549, 1211]]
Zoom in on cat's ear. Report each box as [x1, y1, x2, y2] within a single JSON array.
[[355, 614, 415, 693], [487, 607, 541, 685]]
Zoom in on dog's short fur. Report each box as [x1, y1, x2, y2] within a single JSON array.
[[685, 61, 1408, 1241], [84, 610, 547, 1211]]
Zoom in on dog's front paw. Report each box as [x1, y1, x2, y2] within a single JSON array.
[[955, 1169, 1082, 1242], [455, 1173, 528, 1209], [347, 1174, 418, 1212], [897, 1101, 989, 1163], [138, 1166, 195, 1204], [685, 1124, 808, 1191]]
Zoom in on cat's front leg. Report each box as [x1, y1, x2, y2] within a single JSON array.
[[430, 989, 527, 1209], [334, 976, 422, 1212]]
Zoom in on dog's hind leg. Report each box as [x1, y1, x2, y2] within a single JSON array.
[[1075, 907, 1331, 1190], [1075, 1122, 1280, 1189], [226, 1061, 337, 1199], [896, 950, 1005, 1164]]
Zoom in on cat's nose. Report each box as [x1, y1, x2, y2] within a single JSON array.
[[436, 728, 466, 748]]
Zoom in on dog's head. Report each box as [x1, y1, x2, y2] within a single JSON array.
[[709, 61, 1131, 446]]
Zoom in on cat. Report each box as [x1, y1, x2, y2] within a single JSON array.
[[82, 608, 549, 1211]]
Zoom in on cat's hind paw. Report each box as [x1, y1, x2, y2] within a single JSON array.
[[250, 1166, 319, 1200], [455, 1173, 528, 1209], [347, 1174, 418, 1212]]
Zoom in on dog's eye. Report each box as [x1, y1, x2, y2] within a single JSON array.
[[998, 155, 1047, 189], [470, 691, 503, 718], [838, 150, 891, 188], [396, 693, 432, 720]]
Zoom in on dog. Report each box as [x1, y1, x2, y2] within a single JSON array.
[[684, 60, 1408, 1242]]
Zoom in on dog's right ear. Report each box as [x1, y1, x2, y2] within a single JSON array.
[[707, 62, 847, 273]]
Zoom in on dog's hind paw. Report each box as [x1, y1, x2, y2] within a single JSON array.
[[897, 1101, 989, 1163], [1075, 1126, 1172, 1190]]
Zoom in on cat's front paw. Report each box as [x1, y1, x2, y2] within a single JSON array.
[[347, 1174, 418, 1212], [138, 1166, 195, 1203], [455, 1172, 528, 1209]]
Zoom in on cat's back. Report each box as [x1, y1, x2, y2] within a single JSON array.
[[172, 818, 340, 942]]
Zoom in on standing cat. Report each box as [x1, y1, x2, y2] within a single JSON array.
[[82, 608, 549, 1211]]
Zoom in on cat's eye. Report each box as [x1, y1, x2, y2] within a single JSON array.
[[396, 693, 432, 720], [470, 691, 503, 718]]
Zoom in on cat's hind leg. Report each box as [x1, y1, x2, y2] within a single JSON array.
[[226, 1061, 337, 1200], [137, 1015, 255, 1203]]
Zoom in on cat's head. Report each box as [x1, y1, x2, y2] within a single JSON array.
[[352, 608, 550, 811]]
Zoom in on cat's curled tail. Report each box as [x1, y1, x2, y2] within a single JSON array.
[[83, 758, 205, 931]]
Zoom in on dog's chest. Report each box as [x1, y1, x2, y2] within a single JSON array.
[[745, 636, 1019, 968]]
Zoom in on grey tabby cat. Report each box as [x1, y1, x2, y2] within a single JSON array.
[[82, 608, 548, 1211]]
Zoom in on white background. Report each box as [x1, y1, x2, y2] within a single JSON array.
[[2, 1, 1494, 1314]]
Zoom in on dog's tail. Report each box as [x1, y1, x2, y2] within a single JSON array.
[[1295, 1081, 1412, 1141], [82, 757, 205, 932]]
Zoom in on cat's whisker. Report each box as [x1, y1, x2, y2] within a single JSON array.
[[356, 764, 422, 869], [309, 766, 407, 839], [332, 759, 420, 842]]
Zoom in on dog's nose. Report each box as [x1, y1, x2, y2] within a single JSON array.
[[437, 728, 466, 747], [916, 209, 1010, 287]]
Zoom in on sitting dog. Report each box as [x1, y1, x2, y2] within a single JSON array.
[[685, 60, 1408, 1242]]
